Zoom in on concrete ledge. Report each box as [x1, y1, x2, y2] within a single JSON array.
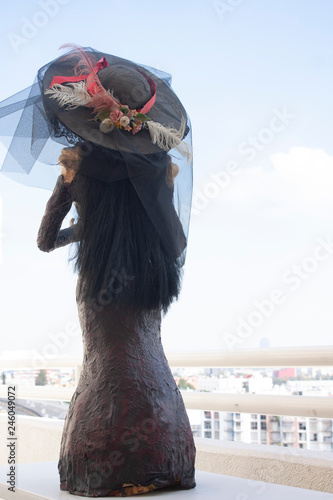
[[196, 438, 333, 494], [0, 415, 63, 466]]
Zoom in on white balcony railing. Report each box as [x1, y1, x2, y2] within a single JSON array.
[[0, 346, 332, 418]]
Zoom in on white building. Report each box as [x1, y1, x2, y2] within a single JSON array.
[[189, 374, 333, 451], [196, 411, 333, 452]]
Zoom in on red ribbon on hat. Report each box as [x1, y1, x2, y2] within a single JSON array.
[[49, 57, 109, 95], [136, 70, 156, 114], [49, 57, 156, 114]]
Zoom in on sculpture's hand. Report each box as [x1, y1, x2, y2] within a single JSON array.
[[61, 164, 76, 184], [59, 147, 80, 184]]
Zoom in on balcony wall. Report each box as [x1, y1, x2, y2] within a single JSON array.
[[0, 415, 332, 494]]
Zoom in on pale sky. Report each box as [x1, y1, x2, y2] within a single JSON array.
[[1, 0, 333, 360]]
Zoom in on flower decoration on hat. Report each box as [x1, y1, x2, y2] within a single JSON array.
[[44, 45, 192, 161]]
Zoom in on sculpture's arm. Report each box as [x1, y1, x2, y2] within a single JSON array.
[[37, 175, 78, 252]]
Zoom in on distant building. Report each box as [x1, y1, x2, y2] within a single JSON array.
[[273, 367, 296, 379], [186, 372, 333, 451], [195, 411, 333, 452]]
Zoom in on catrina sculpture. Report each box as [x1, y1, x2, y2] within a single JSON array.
[[0, 44, 195, 496]]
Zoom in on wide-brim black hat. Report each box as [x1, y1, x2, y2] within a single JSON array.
[[0, 45, 192, 184], [41, 46, 190, 157]]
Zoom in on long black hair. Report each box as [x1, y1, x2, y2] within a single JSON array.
[[71, 150, 184, 312]]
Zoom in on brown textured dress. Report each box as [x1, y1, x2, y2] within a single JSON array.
[[37, 176, 196, 496]]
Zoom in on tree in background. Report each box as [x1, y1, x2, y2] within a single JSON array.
[[177, 378, 195, 390], [35, 369, 48, 386]]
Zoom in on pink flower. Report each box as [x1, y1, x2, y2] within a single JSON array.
[[132, 124, 142, 134], [110, 109, 123, 123]]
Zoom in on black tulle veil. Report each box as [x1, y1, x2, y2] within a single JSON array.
[[0, 46, 193, 310]]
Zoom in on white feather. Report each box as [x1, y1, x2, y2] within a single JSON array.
[[146, 118, 193, 163], [44, 82, 92, 110]]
